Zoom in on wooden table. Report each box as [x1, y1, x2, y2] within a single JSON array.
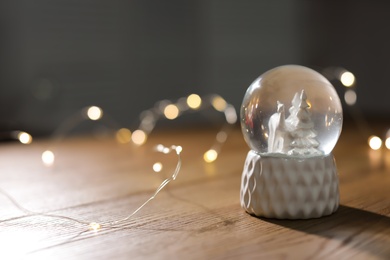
[[0, 125, 389, 259]]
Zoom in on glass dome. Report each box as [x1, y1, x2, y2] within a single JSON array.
[[241, 65, 343, 157]]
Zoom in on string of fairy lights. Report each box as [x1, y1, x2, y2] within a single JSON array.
[[0, 143, 182, 233], [9, 69, 390, 153], [1, 93, 237, 233], [0, 95, 231, 167], [39, 93, 236, 167], [323, 66, 390, 151]]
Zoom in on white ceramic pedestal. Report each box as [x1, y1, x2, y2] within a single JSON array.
[[240, 150, 339, 219]]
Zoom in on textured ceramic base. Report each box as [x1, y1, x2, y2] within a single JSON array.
[[240, 150, 339, 219]]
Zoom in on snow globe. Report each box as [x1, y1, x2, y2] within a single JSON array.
[[240, 65, 343, 219]]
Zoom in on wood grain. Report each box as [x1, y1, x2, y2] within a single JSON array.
[[0, 125, 389, 259]]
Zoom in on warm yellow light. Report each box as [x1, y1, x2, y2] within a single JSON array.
[[174, 145, 182, 154], [340, 71, 355, 87], [116, 128, 132, 144], [18, 132, 32, 144], [89, 222, 101, 231], [212, 96, 227, 112], [87, 106, 103, 121], [131, 130, 147, 146], [368, 136, 382, 150], [344, 90, 357, 106], [155, 144, 165, 152], [225, 105, 237, 124], [42, 150, 55, 166], [385, 137, 390, 150], [163, 104, 179, 120], [204, 149, 218, 163], [187, 94, 202, 109], [153, 162, 163, 172]]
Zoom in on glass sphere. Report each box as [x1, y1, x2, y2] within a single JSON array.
[[241, 65, 343, 157]]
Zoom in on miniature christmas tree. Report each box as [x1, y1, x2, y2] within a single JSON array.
[[287, 90, 322, 156], [285, 92, 300, 128]]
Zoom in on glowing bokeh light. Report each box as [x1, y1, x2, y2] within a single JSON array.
[[204, 149, 218, 163], [164, 104, 179, 120], [368, 136, 382, 150], [87, 106, 103, 121], [132, 130, 147, 146], [174, 145, 182, 154], [153, 162, 163, 172], [116, 128, 132, 144], [216, 131, 227, 143], [155, 144, 164, 152], [89, 222, 101, 231], [344, 89, 357, 106], [42, 150, 55, 166], [225, 105, 238, 124], [340, 71, 355, 87], [212, 96, 227, 112], [385, 137, 390, 150], [187, 94, 202, 109], [18, 132, 32, 144], [140, 111, 155, 132]]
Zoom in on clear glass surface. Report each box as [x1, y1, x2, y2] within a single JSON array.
[[241, 65, 343, 157]]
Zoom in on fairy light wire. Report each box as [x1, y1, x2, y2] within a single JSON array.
[[1, 144, 183, 231], [108, 145, 182, 226], [0, 186, 90, 226], [30, 93, 235, 233], [1, 93, 234, 236]]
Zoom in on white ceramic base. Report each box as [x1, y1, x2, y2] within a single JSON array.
[[240, 150, 339, 219]]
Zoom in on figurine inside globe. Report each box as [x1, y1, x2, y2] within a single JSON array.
[[241, 64, 343, 157]]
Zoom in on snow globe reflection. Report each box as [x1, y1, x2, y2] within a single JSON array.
[[240, 65, 343, 219]]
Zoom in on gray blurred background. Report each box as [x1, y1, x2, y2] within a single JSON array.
[[0, 0, 389, 135]]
